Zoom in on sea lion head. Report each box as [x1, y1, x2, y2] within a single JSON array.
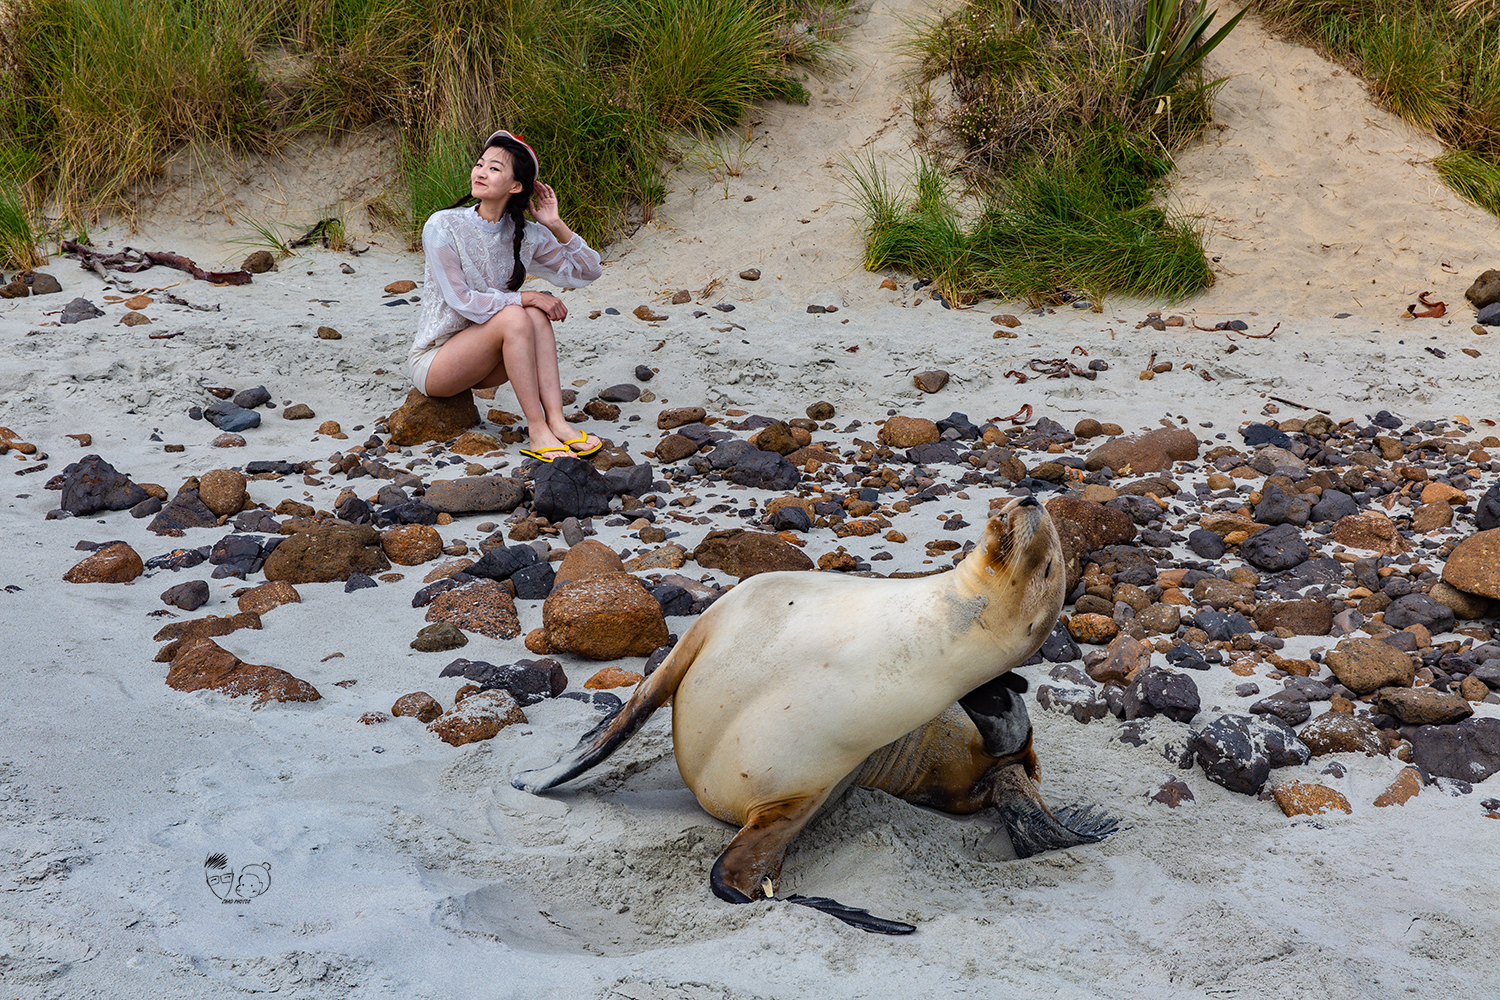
[[958, 495, 1066, 650]]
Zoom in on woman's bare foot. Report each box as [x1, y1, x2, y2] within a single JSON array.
[[549, 419, 600, 454]]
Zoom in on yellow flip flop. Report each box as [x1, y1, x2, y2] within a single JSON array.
[[519, 445, 572, 463], [563, 433, 603, 457]]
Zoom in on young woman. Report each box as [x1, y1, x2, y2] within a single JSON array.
[[407, 130, 605, 462]]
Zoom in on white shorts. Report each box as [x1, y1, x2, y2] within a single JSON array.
[[406, 338, 450, 396]]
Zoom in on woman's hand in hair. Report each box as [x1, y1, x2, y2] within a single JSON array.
[[530, 182, 563, 229], [521, 290, 568, 322]]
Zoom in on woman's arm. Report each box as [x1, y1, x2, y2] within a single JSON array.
[[525, 185, 603, 287], [425, 221, 523, 321]]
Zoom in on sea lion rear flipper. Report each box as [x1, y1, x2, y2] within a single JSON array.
[[990, 763, 1120, 859], [511, 623, 709, 793], [710, 796, 916, 935]]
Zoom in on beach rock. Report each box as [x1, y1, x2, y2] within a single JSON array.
[[426, 580, 521, 640], [752, 421, 799, 455], [27, 271, 61, 295], [1480, 303, 1500, 326], [381, 524, 443, 565], [598, 383, 640, 403], [392, 692, 443, 723], [1036, 682, 1110, 723], [1120, 668, 1200, 723], [658, 407, 707, 429], [726, 450, 799, 491], [411, 622, 468, 652], [387, 389, 479, 446], [445, 657, 566, 704], [1443, 529, 1500, 599], [1240, 523, 1309, 571], [427, 689, 526, 746], [63, 541, 143, 583], [1186, 528, 1226, 558], [913, 370, 949, 393], [1429, 581, 1490, 620], [584, 398, 621, 421], [1253, 484, 1310, 526], [554, 538, 624, 586], [197, 469, 248, 517], [1324, 637, 1415, 695], [58, 455, 149, 515], [283, 403, 315, 420], [807, 401, 835, 421], [232, 386, 271, 409], [1299, 711, 1386, 757], [1332, 511, 1409, 554], [450, 430, 500, 455], [236, 581, 300, 616], [879, 416, 940, 448], [317, 327, 341, 340], [153, 611, 262, 662], [422, 475, 524, 514], [212, 433, 246, 448], [531, 458, 611, 520], [466, 544, 540, 582], [1066, 613, 1118, 644], [1475, 485, 1500, 531], [161, 580, 209, 611], [1467, 269, 1500, 308], [166, 638, 320, 707], [148, 490, 219, 534], [204, 400, 261, 433], [59, 297, 104, 324], [1375, 688, 1473, 726], [1193, 611, 1254, 642], [1252, 598, 1333, 636], [1084, 428, 1198, 474], [263, 523, 390, 583], [1134, 603, 1181, 634], [1046, 496, 1137, 550], [541, 573, 669, 660], [1192, 714, 1308, 795], [209, 534, 272, 577], [1272, 782, 1351, 817], [1310, 490, 1358, 523], [1374, 767, 1423, 807], [243, 251, 276, 273], [1249, 691, 1312, 726], [1383, 593, 1455, 634], [655, 434, 699, 463], [584, 666, 644, 690], [1404, 718, 1500, 783], [693, 529, 814, 579]]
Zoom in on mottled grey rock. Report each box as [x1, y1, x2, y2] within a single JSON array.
[[532, 457, 612, 520], [58, 455, 149, 515], [1383, 593, 1456, 634], [1240, 522, 1309, 571]]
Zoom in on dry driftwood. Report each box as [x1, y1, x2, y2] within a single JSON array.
[[60, 240, 252, 286]]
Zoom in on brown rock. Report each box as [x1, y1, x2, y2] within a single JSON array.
[[818, 550, 858, 571], [633, 304, 667, 322], [450, 430, 500, 455], [425, 581, 521, 640], [1272, 782, 1351, 817], [1045, 496, 1137, 551], [913, 370, 949, 393], [166, 638, 320, 707], [655, 434, 700, 464], [427, 689, 526, 746], [1066, 613, 1118, 644], [1460, 675, 1490, 702], [1299, 711, 1386, 757], [1410, 502, 1453, 533], [525, 628, 551, 654], [1074, 419, 1103, 439], [263, 524, 389, 583], [423, 475, 524, 515], [153, 611, 262, 662], [1198, 513, 1266, 540], [1252, 598, 1333, 636], [392, 692, 443, 723], [1324, 637, 1415, 695], [1194, 577, 1256, 604], [554, 537, 625, 586], [1465, 269, 1500, 308], [1373, 766, 1423, 807], [1332, 511, 1410, 555], [879, 416, 940, 448], [584, 398, 621, 421], [316, 326, 341, 340], [1374, 688, 1474, 726], [1442, 528, 1500, 599], [1429, 581, 1491, 620], [623, 543, 689, 572], [657, 406, 707, 429], [384, 279, 418, 294], [584, 666, 644, 690], [1087, 632, 1150, 684], [198, 469, 248, 516], [381, 524, 443, 565], [1050, 518, 1088, 595], [1134, 604, 1181, 634], [693, 528, 814, 579], [63, 541, 143, 583], [1084, 428, 1199, 474], [386, 388, 479, 446], [542, 572, 669, 660], [283, 403, 315, 420], [237, 581, 301, 616], [751, 421, 798, 455]]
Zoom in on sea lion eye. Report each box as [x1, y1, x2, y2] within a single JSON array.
[[1044, 559, 1052, 578]]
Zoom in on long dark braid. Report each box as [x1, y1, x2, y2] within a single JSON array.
[[443, 134, 538, 292]]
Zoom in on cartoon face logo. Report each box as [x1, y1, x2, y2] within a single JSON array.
[[234, 863, 271, 899], [205, 853, 235, 900]]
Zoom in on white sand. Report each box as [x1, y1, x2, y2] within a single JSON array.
[[3, 3, 1499, 998]]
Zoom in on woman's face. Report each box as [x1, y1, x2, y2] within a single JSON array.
[[471, 147, 524, 202]]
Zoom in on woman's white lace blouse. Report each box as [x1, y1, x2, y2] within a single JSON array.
[[412, 207, 603, 350]]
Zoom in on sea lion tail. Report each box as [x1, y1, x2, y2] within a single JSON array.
[[511, 621, 709, 794]]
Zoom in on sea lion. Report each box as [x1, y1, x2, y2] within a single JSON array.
[[514, 495, 1117, 933]]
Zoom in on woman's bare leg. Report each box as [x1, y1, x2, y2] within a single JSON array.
[[422, 306, 569, 454], [525, 307, 600, 452]]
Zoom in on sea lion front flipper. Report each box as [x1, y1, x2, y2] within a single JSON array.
[[512, 622, 710, 793], [988, 763, 1120, 859], [710, 795, 915, 935], [958, 671, 1033, 764]]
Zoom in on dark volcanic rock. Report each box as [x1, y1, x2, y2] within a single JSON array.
[[726, 450, 800, 491], [1405, 718, 1500, 783], [204, 400, 261, 433], [1310, 490, 1358, 523], [1240, 523, 1309, 571], [467, 544, 541, 581], [1241, 424, 1291, 448], [1120, 668, 1200, 723], [693, 528, 813, 578], [161, 580, 210, 611], [59, 297, 104, 324], [1383, 593, 1456, 634], [1476, 484, 1500, 532], [59, 455, 149, 515], [149, 490, 220, 533], [1193, 610, 1254, 641], [1192, 714, 1310, 795], [444, 656, 567, 706], [532, 458, 612, 521], [233, 385, 271, 409], [1253, 484, 1310, 527], [423, 476, 524, 514], [1187, 528, 1226, 559]]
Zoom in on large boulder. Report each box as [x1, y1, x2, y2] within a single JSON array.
[[1192, 713, 1309, 795], [425, 580, 522, 640], [1240, 523, 1309, 572], [63, 541, 143, 583], [693, 528, 814, 579], [1443, 529, 1500, 600], [1046, 496, 1137, 551], [58, 455, 148, 515], [387, 388, 479, 446], [198, 469, 248, 516], [1084, 427, 1199, 474], [1324, 637, 1415, 695], [532, 457, 612, 521], [423, 475, 524, 515], [879, 416, 940, 448], [262, 523, 390, 583], [166, 638, 321, 707], [1404, 718, 1500, 783], [1382, 593, 1455, 634], [542, 572, 670, 660]]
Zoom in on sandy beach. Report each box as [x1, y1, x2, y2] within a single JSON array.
[[3, 3, 1500, 998]]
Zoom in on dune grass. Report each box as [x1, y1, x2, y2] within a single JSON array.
[[1256, 0, 1500, 217], [858, 0, 1235, 304], [0, 178, 47, 270], [0, 0, 841, 245]]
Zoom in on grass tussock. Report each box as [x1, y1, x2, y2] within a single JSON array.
[[1256, 0, 1500, 215], [0, 178, 47, 270], [0, 0, 844, 244], [859, 0, 1235, 304]]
